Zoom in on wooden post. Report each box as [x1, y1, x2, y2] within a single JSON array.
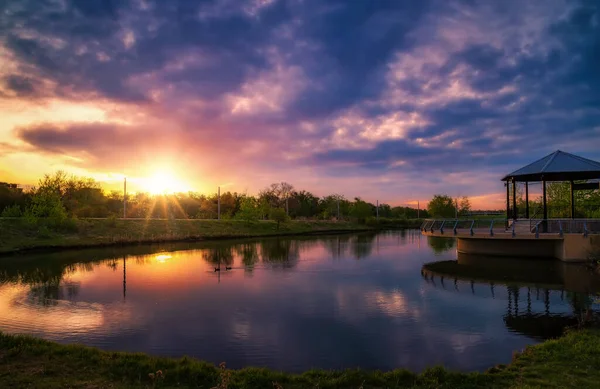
[[570, 180, 575, 219], [525, 182, 529, 219], [512, 179, 517, 219], [542, 180, 548, 232]]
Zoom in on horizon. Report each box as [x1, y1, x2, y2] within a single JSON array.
[[1, 1, 599, 210]]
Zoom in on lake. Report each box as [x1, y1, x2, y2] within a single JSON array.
[[0, 230, 598, 373]]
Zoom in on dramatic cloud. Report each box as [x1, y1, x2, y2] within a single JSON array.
[[1, 0, 599, 207]]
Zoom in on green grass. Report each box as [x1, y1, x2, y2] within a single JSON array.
[[0, 329, 599, 388], [0, 218, 373, 254]]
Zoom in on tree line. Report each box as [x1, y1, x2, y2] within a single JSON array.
[[427, 182, 600, 219], [0, 171, 427, 223], [516, 182, 600, 218]]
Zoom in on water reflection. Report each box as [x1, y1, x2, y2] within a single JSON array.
[[422, 253, 600, 341], [427, 236, 456, 254], [260, 238, 300, 266], [28, 281, 81, 306], [1, 230, 598, 373]]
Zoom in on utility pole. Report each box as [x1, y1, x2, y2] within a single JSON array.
[[417, 201, 420, 218], [217, 186, 221, 220], [123, 177, 127, 219], [376, 200, 379, 220], [337, 198, 340, 220], [455, 198, 458, 219]]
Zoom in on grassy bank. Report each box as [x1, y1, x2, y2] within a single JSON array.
[[0, 329, 599, 388], [0, 218, 380, 254]]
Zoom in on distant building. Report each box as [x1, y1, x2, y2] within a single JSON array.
[[0, 182, 34, 192], [0, 182, 18, 189]]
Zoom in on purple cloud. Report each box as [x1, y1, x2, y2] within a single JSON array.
[[1, 0, 600, 207]]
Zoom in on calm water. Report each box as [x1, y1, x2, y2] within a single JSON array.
[[1, 230, 599, 372]]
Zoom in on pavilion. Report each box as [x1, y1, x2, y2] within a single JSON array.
[[420, 150, 600, 261], [501, 150, 600, 222]]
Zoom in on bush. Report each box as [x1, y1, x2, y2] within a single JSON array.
[[236, 198, 260, 223], [37, 225, 52, 238], [365, 216, 380, 226], [1, 204, 22, 217], [269, 208, 288, 229], [42, 216, 78, 233], [107, 214, 118, 228]]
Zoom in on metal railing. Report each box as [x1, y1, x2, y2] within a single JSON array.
[[420, 218, 508, 237], [420, 218, 600, 238], [529, 206, 543, 233]]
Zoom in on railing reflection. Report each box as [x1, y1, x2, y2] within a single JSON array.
[[421, 256, 600, 340]]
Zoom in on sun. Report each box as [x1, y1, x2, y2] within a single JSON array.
[[143, 170, 189, 194]]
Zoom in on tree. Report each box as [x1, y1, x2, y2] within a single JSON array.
[[427, 194, 456, 218], [0, 184, 30, 214], [318, 194, 349, 220], [259, 182, 295, 212], [391, 206, 428, 219], [459, 196, 471, 216], [288, 190, 319, 218], [236, 197, 260, 223], [28, 173, 69, 221], [349, 197, 373, 223], [269, 207, 288, 229]]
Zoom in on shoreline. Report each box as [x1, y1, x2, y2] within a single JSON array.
[[0, 218, 423, 256], [1, 328, 599, 388], [0, 228, 374, 257]]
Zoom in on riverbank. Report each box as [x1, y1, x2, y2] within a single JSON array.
[[0, 218, 422, 255], [0, 218, 370, 255], [0, 328, 598, 388]]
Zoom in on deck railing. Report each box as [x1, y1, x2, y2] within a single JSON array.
[[420, 218, 600, 237]]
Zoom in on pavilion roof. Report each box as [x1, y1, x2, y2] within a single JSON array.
[[501, 150, 600, 182]]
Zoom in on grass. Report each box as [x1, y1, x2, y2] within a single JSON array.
[[0, 329, 599, 388], [0, 218, 375, 254]]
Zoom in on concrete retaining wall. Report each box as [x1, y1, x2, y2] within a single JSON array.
[[457, 237, 557, 259]]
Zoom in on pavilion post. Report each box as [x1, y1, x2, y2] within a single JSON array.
[[512, 178, 517, 219], [570, 180, 575, 219], [542, 179, 548, 232], [506, 181, 510, 227], [525, 182, 529, 219]]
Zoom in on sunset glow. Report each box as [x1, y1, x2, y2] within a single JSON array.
[[142, 171, 189, 195], [0, 1, 599, 208]]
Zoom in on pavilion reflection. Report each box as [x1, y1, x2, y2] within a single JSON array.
[[422, 253, 600, 340]]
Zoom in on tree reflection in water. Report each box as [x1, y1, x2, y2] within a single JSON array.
[[350, 233, 377, 259], [234, 243, 259, 273], [203, 246, 234, 269], [426, 236, 456, 254], [321, 235, 353, 259], [260, 238, 300, 269], [27, 280, 81, 306]]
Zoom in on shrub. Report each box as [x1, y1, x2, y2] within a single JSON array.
[[1, 204, 22, 217], [365, 216, 380, 226], [236, 198, 260, 223], [37, 225, 52, 238], [107, 214, 118, 228], [269, 207, 288, 229], [43, 216, 78, 233]]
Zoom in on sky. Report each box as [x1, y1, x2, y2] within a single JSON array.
[[0, 0, 599, 209]]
